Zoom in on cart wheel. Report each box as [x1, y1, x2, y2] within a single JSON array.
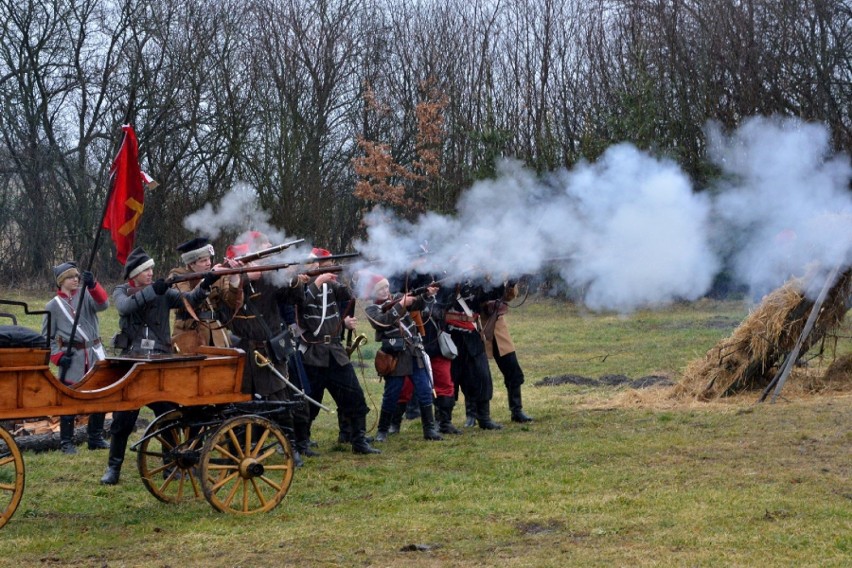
[[199, 415, 294, 515], [137, 409, 207, 504], [0, 426, 24, 529]]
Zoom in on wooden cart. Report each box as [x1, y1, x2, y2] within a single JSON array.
[[0, 304, 299, 529]]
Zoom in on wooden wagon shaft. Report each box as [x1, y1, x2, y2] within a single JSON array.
[[0, 346, 250, 420]]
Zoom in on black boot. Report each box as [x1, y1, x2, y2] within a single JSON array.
[[419, 405, 443, 441], [60, 415, 77, 454], [388, 402, 406, 435], [87, 413, 110, 450], [464, 398, 476, 428], [476, 400, 503, 430], [100, 434, 128, 485], [337, 414, 352, 444], [294, 420, 319, 457], [351, 415, 381, 454], [435, 396, 462, 435], [508, 385, 533, 423], [374, 409, 394, 443]]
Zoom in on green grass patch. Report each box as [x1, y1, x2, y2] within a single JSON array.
[[0, 293, 849, 567]]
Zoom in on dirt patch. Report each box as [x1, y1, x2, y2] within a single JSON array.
[[536, 374, 675, 389]]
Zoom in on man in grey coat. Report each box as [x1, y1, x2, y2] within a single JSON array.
[[101, 247, 217, 485]]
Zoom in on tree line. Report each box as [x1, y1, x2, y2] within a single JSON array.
[[1, 0, 849, 286]]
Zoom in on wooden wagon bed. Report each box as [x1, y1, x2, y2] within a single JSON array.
[[0, 345, 249, 421]]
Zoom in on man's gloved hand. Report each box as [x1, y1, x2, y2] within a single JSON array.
[[58, 353, 74, 370], [200, 272, 218, 291], [152, 279, 169, 295], [82, 270, 96, 289]]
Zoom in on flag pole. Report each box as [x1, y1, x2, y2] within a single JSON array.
[[58, 126, 130, 383]]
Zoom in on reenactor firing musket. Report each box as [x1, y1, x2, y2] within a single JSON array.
[[165, 261, 343, 286], [379, 277, 447, 313], [230, 238, 305, 263]]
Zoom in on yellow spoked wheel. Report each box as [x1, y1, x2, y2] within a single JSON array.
[[0, 426, 24, 529], [137, 410, 207, 504], [199, 415, 294, 515]]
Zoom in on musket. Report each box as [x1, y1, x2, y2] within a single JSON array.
[[231, 238, 305, 263], [165, 262, 342, 285], [303, 252, 362, 263], [379, 280, 442, 313]]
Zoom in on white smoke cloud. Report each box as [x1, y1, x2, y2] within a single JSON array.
[[708, 116, 852, 298], [184, 117, 852, 312], [355, 146, 717, 312], [181, 182, 315, 287]]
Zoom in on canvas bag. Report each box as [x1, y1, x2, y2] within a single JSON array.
[[437, 330, 458, 359]]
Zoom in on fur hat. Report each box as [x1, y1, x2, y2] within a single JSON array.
[[177, 237, 214, 265], [53, 261, 79, 287], [123, 247, 154, 281]]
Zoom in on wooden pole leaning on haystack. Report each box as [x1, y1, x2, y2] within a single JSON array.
[[676, 267, 852, 400], [759, 265, 841, 403]]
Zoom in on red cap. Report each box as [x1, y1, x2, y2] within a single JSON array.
[[310, 247, 332, 258], [226, 243, 250, 259]]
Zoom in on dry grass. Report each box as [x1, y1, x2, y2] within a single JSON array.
[[675, 269, 852, 400]]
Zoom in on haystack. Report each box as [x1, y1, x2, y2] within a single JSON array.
[[675, 268, 852, 400]]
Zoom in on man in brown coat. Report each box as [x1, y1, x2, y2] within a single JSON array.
[[168, 237, 236, 353], [482, 281, 533, 423]]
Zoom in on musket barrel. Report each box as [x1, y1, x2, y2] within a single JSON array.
[[165, 261, 342, 285], [231, 238, 306, 263]]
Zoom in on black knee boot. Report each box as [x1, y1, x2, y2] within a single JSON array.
[[337, 413, 352, 444], [351, 415, 381, 454], [388, 402, 406, 435], [464, 398, 476, 427], [294, 419, 319, 458], [60, 415, 77, 454], [435, 396, 462, 435], [476, 400, 503, 430], [374, 409, 394, 443], [508, 385, 533, 423], [420, 405, 443, 441], [100, 433, 128, 485], [87, 413, 110, 450]]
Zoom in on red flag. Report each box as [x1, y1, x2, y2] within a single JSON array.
[[102, 125, 146, 264]]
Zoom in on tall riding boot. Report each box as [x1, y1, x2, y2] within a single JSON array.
[[87, 413, 110, 450], [100, 433, 128, 485], [351, 415, 381, 454], [374, 409, 394, 443], [388, 402, 406, 435], [337, 413, 352, 444], [294, 419, 319, 458], [419, 405, 443, 441], [464, 398, 476, 427], [476, 400, 503, 430], [436, 396, 462, 435], [404, 397, 421, 420], [508, 385, 533, 423], [60, 415, 77, 454]]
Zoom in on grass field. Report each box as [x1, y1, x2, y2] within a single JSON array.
[[0, 291, 849, 567]]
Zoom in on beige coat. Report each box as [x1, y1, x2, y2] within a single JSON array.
[[169, 267, 234, 353], [482, 283, 517, 358]]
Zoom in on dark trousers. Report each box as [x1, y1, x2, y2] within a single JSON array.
[[304, 358, 369, 422], [109, 401, 178, 459], [450, 329, 494, 403], [494, 348, 525, 389]]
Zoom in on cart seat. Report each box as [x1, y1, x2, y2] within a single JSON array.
[[0, 326, 49, 367]]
